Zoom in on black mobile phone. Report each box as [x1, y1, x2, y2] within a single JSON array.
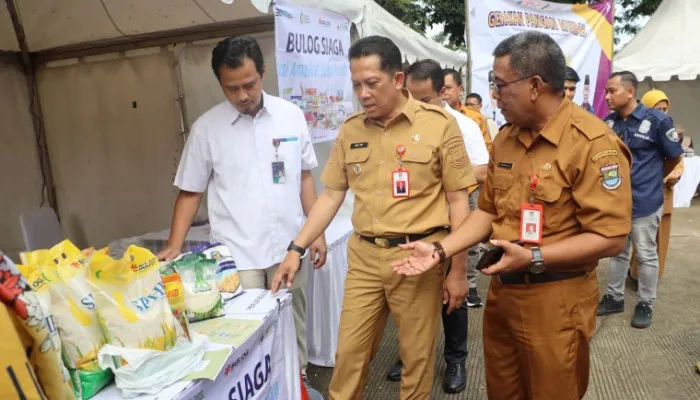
[[475, 241, 525, 271]]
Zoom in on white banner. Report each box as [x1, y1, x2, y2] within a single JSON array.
[[274, 1, 353, 143], [179, 295, 300, 400], [469, 0, 614, 125]]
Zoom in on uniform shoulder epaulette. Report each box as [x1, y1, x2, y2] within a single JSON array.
[[418, 102, 450, 119], [571, 110, 609, 141], [646, 107, 670, 123], [341, 110, 366, 125]]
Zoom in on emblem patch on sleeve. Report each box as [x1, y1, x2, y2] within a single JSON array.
[[600, 163, 622, 190], [445, 137, 468, 169], [665, 128, 679, 142]]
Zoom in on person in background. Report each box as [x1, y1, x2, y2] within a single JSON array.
[[391, 31, 632, 400], [625, 90, 684, 281], [564, 66, 580, 101], [383, 58, 488, 393], [271, 36, 475, 400], [599, 73, 683, 329], [466, 92, 499, 141], [156, 36, 327, 390], [442, 68, 493, 152], [582, 74, 595, 113]]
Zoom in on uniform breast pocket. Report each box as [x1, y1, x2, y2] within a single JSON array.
[[345, 147, 372, 189], [492, 171, 515, 211], [534, 177, 568, 229], [629, 133, 654, 150], [401, 147, 435, 190]]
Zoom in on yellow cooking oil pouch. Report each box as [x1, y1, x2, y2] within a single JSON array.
[[88, 246, 179, 366]]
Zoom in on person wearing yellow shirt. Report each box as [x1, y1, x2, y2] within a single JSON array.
[[442, 68, 493, 152]]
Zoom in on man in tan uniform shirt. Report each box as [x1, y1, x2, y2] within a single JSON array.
[[271, 36, 476, 399], [393, 31, 632, 399]]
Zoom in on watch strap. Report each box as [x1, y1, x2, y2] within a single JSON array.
[[287, 241, 306, 255]]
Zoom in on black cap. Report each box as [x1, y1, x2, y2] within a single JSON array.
[[565, 66, 580, 83]]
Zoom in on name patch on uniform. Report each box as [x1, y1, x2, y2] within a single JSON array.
[[666, 128, 680, 142], [600, 163, 622, 190], [639, 120, 651, 134], [634, 133, 653, 142], [497, 162, 514, 170], [591, 149, 618, 162], [350, 142, 369, 149]]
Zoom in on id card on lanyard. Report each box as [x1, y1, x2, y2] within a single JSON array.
[[271, 137, 297, 184], [392, 144, 410, 198], [520, 175, 543, 244]]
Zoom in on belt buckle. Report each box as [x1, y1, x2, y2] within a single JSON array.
[[374, 238, 390, 248]]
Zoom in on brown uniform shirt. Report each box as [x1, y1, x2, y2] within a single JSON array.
[[478, 99, 632, 272], [322, 91, 477, 237]]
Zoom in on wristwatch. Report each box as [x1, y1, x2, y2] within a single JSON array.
[[287, 241, 306, 256], [529, 247, 546, 274]]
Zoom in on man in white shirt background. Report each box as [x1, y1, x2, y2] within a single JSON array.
[[384, 58, 488, 393], [156, 36, 327, 388]]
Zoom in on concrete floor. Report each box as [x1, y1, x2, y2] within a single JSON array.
[[306, 199, 700, 399]]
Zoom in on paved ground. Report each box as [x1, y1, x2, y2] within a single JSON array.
[[307, 198, 700, 399]]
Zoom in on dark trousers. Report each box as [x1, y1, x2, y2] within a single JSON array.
[[442, 301, 468, 364]]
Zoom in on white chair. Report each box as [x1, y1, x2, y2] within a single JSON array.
[[19, 207, 63, 251]]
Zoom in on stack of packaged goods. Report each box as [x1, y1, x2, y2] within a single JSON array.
[[5, 239, 245, 399]]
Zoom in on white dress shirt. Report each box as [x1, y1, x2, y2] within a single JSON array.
[[443, 102, 489, 166], [174, 92, 318, 270]]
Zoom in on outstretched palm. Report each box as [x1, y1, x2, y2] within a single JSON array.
[[392, 241, 440, 276]]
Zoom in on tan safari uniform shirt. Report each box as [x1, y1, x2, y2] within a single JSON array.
[[478, 98, 633, 272], [322, 90, 477, 237]]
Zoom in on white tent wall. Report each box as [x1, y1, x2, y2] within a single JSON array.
[[35, 51, 183, 248], [0, 59, 45, 257], [638, 78, 700, 143]]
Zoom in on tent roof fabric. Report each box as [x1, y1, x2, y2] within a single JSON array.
[[0, 0, 465, 68], [614, 0, 700, 81]]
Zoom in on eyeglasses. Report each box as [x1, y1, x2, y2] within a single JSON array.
[[489, 75, 539, 93]]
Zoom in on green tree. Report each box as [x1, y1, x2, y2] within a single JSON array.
[[375, 0, 663, 49]]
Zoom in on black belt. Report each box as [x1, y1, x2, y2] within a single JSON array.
[[499, 271, 586, 285], [359, 228, 442, 249]]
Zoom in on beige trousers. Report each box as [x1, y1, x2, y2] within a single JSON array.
[[238, 260, 308, 375], [329, 231, 446, 400]]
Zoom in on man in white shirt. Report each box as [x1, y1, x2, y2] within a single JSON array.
[[384, 58, 488, 394], [156, 36, 327, 386]]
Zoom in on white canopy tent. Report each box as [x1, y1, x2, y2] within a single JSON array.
[[0, 0, 466, 67], [0, 0, 465, 256], [614, 0, 700, 135]]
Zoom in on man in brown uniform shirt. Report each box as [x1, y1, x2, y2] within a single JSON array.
[[271, 36, 476, 399], [393, 31, 632, 399]]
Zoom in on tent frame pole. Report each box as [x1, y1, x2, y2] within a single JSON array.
[[465, 0, 472, 94], [5, 0, 59, 213], [33, 16, 274, 64]]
